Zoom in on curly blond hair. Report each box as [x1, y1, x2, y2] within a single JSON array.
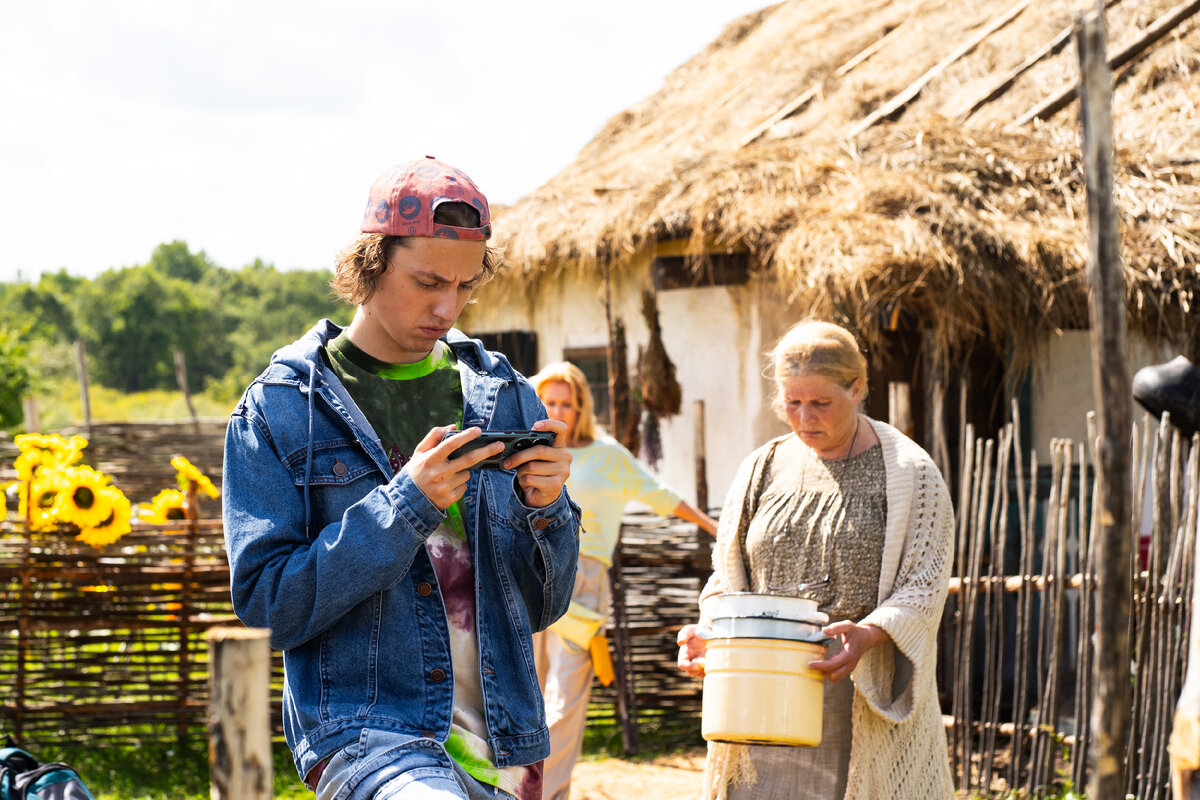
[[329, 201, 502, 305]]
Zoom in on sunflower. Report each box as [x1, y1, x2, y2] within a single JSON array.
[[14, 434, 87, 481], [75, 485, 132, 549], [170, 455, 219, 499], [51, 465, 114, 529], [18, 469, 68, 532], [141, 489, 189, 525]]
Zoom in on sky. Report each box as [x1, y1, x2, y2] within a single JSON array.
[[0, 1, 771, 284]]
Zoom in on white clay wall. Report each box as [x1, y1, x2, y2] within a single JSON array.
[[459, 253, 794, 512], [1029, 329, 1178, 457]]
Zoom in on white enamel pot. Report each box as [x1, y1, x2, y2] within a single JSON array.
[[706, 615, 826, 642], [700, 592, 826, 624]]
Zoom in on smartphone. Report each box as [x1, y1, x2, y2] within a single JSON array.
[[442, 429, 556, 470]]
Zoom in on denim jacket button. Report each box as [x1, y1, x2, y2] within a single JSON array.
[[429, 668, 446, 682], [533, 517, 550, 530], [422, 730, 436, 739], [417, 581, 433, 596], [332, 459, 348, 477]]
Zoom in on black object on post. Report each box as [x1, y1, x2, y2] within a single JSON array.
[[1132, 355, 1200, 437]]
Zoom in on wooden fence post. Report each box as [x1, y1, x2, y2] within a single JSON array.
[[22, 396, 40, 433], [694, 400, 708, 516], [1170, 435, 1200, 798], [1076, 6, 1134, 800], [179, 481, 199, 743], [207, 626, 273, 800], [74, 339, 92, 437], [607, 549, 641, 755], [175, 351, 200, 434]]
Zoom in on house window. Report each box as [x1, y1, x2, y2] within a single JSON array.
[[563, 347, 610, 426], [472, 330, 538, 378], [652, 252, 751, 290]]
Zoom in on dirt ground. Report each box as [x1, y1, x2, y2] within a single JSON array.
[[569, 748, 707, 800]]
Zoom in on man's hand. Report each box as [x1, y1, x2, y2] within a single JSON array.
[[406, 425, 505, 510], [504, 418, 571, 508]]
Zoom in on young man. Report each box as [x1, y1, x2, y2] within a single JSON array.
[[222, 156, 580, 800]]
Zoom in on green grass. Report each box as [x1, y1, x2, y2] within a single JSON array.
[[24, 731, 1098, 799], [14, 709, 696, 799], [27, 378, 235, 431], [580, 707, 704, 761], [21, 740, 309, 800]]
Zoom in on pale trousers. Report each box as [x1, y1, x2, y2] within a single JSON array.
[[532, 555, 610, 800]]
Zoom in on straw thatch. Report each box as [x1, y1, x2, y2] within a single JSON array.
[[486, 0, 1200, 377]]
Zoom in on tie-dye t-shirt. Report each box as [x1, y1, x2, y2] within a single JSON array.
[[325, 333, 542, 800]]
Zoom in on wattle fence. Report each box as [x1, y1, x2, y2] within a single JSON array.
[[2, 419, 1197, 798]]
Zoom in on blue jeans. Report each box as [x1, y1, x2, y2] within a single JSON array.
[[314, 730, 515, 800]]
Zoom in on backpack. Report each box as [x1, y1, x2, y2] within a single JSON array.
[[0, 743, 95, 800]]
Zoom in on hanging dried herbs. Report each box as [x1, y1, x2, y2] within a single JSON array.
[[636, 290, 682, 419], [609, 317, 641, 456]]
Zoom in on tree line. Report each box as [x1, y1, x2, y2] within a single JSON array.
[[0, 241, 352, 430]]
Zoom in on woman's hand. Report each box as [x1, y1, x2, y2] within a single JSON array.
[[676, 623, 710, 677], [809, 621, 891, 683]]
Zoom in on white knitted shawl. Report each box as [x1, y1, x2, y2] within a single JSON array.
[[701, 419, 956, 800]]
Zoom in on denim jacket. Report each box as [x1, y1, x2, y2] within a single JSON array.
[[222, 320, 581, 780]]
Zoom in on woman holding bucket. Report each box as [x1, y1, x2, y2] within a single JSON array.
[[676, 320, 955, 800], [531, 361, 717, 800]]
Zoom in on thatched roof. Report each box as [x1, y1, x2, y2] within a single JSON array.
[[490, 0, 1200, 374]]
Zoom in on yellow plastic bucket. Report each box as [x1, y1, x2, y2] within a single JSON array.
[[701, 637, 826, 747]]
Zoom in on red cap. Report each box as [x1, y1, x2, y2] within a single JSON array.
[[360, 156, 491, 240]]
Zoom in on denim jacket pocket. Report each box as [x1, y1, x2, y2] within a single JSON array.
[[283, 439, 376, 487]]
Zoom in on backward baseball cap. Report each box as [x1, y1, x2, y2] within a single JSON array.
[[360, 155, 491, 240]]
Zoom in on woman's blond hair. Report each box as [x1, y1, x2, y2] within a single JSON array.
[[769, 320, 869, 420], [530, 361, 597, 445]]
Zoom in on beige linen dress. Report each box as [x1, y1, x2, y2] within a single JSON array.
[[702, 420, 956, 800], [724, 437, 887, 800]]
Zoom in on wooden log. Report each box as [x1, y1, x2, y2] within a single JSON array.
[[694, 400, 708, 517], [953, 435, 987, 787], [958, 0, 1124, 120], [1153, 435, 1190, 796], [847, 0, 1033, 138], [980, 425, 1013, 790], [207, 626, 272, 800], [22, 396, 40, 434], [74, 339, 92, 437], [1077, 9, 1135, 800], [1046, 442, 1073, 788], [607, 546, 640, 755], [1131, 421, 1167, 796], [835, 24, 905, 77], [1010, 447, 1039, 789], [1029, 442, 1065, 792], [1015, 0, 1200, 125], [1073, 431, 1097, 790], [949, 423, 975, 783], [738, 24, 910, 148], [1143, 424, 1180, 797], [1171, 436, 1200, 799], [174, 351, 200, 435], [738, 85, 821, 148]]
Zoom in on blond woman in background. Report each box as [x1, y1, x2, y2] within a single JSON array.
[[530, 361, 717, 800]]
